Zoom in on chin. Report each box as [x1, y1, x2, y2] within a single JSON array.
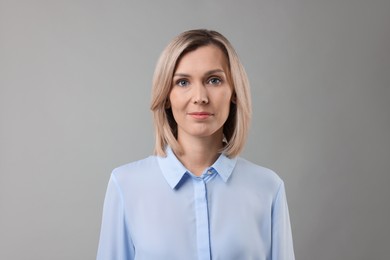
[[178, 125, 224, 139], [187, 129, 222, 139]]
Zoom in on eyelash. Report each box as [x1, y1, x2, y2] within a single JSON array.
[[207, 77, 222, 85], [175, 77, 223, 87], [176, 79, 190, 87]]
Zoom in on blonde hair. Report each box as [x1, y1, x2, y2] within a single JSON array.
[[150, 29, 252, 157]]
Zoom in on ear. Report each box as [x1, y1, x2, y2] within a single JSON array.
[[165, 99, 171, 109], [231, 94, 237, 104]]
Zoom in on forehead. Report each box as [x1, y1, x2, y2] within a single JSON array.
[[174, 44, 229, 73]]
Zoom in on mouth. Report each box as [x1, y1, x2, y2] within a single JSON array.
[[187, 112, 213, 119]]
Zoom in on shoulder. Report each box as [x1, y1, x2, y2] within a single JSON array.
[[233, 157, 283, 193], [111, 156, 159, 184]]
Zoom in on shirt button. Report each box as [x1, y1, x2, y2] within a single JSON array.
[[207, 170, 213, 175]]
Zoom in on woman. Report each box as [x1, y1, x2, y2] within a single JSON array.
[[97, 29, 295, 260]]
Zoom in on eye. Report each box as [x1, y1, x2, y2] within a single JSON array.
[[176, 79, 190, 87], [207, 77, 222, 85]]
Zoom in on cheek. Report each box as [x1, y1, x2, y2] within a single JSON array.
[[168, 91, 178, 109], [220, 92, 233, 110], [168, 92, 184, 119]]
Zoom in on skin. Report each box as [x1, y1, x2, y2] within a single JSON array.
[[169, 44, 233, 176]]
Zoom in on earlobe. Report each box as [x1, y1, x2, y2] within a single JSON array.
[[165, 99, 171, 109], [231, 94, 237, 104]]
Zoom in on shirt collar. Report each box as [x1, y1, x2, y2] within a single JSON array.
[[157, 146, 237, 189]]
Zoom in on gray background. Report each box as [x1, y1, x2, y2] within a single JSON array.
[[1, 0, 389, 259]]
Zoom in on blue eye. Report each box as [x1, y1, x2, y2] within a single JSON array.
[[176, 79, 189, 87], [208, 77, 222, 85]]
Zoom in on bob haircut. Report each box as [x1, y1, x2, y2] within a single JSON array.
[[150, 29, 252, 157]]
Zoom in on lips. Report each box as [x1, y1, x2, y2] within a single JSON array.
[[187, 112, 213, 119]]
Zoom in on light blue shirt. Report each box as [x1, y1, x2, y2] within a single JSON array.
[[97, 147, 295, 260]]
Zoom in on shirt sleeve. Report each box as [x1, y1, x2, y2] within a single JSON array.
[[97, 174, 135, 260], [271, 181, 295, 260]]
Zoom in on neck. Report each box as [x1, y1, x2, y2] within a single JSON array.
[[176, 132, 223, 176]]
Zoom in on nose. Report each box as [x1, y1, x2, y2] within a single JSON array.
[[192, 83, 209, 104]]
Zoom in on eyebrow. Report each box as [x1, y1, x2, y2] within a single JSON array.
[[173, 69, 225, 78]]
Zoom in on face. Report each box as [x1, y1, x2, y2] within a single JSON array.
[[169, 44, 233, 143]]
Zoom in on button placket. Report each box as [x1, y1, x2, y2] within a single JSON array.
[[193, 177, 211, 260]]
